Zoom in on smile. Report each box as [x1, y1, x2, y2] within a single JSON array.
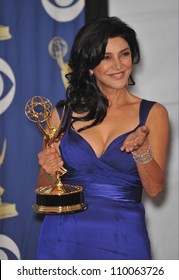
[[108, 71, 125, 79]]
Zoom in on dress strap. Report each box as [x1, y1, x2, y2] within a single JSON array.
[[139, 99, 156, 125], [55, 101, 72, 130], [55, 100, 65, 119]]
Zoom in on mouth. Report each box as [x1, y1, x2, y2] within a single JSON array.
[[108, 71, 125, 79]]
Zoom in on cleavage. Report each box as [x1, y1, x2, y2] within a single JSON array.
[[72, 126, 137, 158]]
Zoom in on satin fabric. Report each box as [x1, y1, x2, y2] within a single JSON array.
[[37, 99, 155, 260]]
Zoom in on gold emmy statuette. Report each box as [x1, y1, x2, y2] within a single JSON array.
[[25, 96, 87, 214]]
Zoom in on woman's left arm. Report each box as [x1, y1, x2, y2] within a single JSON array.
[[121, 103, 169, 197]]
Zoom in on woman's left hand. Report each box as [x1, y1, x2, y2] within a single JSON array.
[[120, 125, 149, 153]]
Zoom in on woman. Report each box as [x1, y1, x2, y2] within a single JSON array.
[[36, 17, 169, 259]]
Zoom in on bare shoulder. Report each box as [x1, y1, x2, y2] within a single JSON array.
[[153, 102, 168, 113], [146, 102, 169, 141], [148, 102, 169, 122]]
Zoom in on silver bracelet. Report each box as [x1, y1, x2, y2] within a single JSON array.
[[132, 145, 153, 164]]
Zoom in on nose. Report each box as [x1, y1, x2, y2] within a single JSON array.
[[112, 57, 122, 70]]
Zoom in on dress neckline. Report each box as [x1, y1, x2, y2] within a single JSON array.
[[67, 99, 145, 159], [70, 123, 140, 159]]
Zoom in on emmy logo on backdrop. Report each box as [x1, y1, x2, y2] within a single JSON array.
[[0, 26, 18, 220], [0, 186, 18, 219], [48, 36, 71, 88], [25, 96, 87, 214], [0, 25, 12, 40]]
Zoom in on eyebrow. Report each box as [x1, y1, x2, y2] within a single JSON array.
[[105, 47, 130, 54]]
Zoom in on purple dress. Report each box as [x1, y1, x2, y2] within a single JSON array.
[[37, 99, 155, 260]]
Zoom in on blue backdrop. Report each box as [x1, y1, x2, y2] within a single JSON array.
[[0, 0, 85, 260]]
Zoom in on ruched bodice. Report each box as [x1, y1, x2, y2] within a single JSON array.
[[37, 99, 156, 260]]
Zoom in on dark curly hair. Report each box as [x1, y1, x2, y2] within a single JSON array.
[[58, 16, 140, 132]]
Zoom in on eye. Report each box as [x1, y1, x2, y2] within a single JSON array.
[[103, 55, 111, 60], [121, 51, 130, 57]]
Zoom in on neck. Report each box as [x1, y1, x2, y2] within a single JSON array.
[[104, 88, 131, 106]]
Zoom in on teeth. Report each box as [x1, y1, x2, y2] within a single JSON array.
[[111, 73, 123, 78]]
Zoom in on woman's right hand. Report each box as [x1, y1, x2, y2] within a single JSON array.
[[38, 144, 64, 177]]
